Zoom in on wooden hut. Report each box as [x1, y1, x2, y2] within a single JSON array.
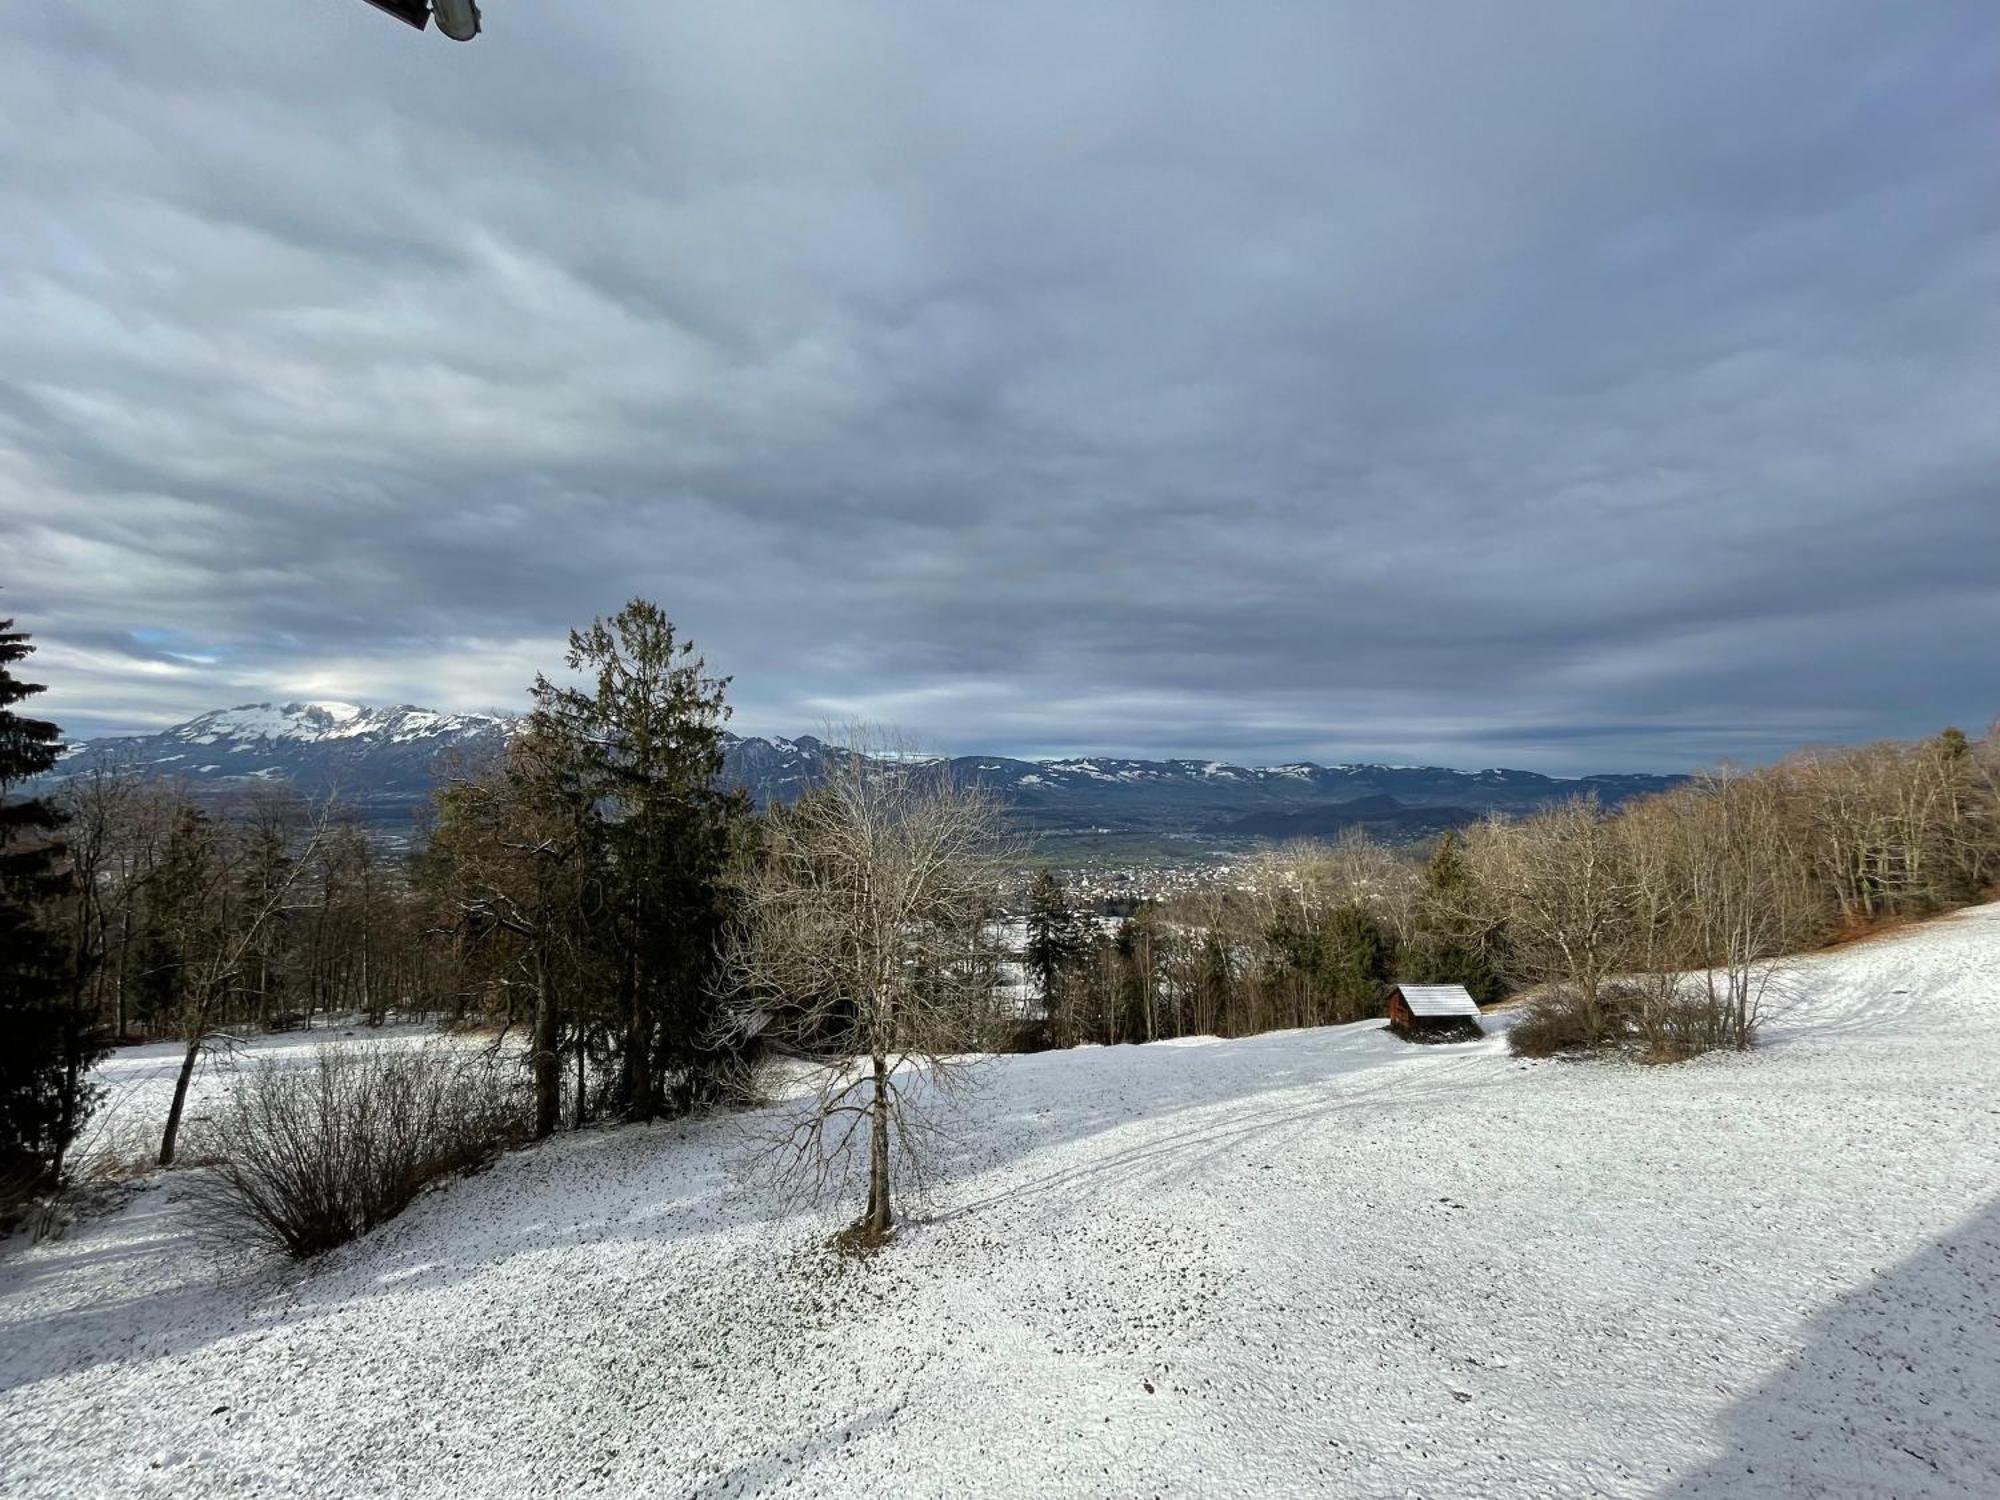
[[1386, 982, 1483, 1041]]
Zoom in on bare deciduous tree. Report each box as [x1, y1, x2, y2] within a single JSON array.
[[726, 731, 1008, 1249], [1677, 767, 1813, 1049], [1619, 772, 1809, 1055], [1466, 797, 1627, 1040], [157, 798, 334, 1167]]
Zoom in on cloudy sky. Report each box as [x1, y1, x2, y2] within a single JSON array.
[[3, 2, 1996, 770]]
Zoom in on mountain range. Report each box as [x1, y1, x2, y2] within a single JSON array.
[[49, 701, 1684, 843]]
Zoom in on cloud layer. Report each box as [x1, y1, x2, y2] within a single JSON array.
[[4, 2, 1997, 769]]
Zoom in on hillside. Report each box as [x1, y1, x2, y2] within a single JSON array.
[[4, 906, 1997, 1496], [51, 702, 1683, 840]]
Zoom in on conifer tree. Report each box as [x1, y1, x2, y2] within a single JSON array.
[[1403, 829, 1508, 1004], [1023, 867, 1083, 1004], [0, 619, 95, 1204], [1322, 903, 1394, 1021], [1261, 898, 1394, 1026], [532, 600, 746, 1119], [431, 726, 601, 1136]]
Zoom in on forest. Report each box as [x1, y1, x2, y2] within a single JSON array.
[[1028, 725, 1998, 1057]]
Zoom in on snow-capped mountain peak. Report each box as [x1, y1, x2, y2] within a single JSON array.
[[169, 701, 514, 748], [53, 700, 523, 819], [51, 701, 1685, 837]]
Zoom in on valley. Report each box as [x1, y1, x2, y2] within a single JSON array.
[[51, 702, 1684, 856]]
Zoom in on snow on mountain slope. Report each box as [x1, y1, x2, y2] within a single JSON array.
[[49, 702, 521, 822], [6, 909, 1998, 1497], [167, 701, 510, 747], [52, 704, 1684, 834]]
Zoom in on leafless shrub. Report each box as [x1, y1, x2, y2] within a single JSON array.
[[186, 1042, 529, 1259], [1509, 969, 1776, 1063], [1637, 982, 1753, 1061], [1506, 983, 1638, 1058], [0, 1173, 38, 1237]]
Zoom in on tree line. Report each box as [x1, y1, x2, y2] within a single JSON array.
[[1022, 726, 1999, 1056], [3, 598, 1996, 1236]]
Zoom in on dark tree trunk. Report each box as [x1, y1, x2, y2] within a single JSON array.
[[624, 953, 654, 1122], [157, 1029, 203, 1167], [116, 908, 130, 1041], [530, 950, 561, 1139]]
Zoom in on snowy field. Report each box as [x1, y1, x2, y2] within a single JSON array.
[[68, 1021, 460, 1175], [5, 909, 2000, 1497]]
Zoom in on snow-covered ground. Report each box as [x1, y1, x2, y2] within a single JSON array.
[[5, 908, 2000, 1497], [70, 1021, 455, 1175]]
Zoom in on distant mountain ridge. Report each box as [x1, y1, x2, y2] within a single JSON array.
[[51, 700, 1685, 838], [54, 701, 518, 815]]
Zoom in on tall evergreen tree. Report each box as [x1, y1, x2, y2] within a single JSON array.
[[1023, 868, 1084, 1005], [430, 728, 603, 1138], [1262, 900, 1394, 1026], [1403, 829, 1508, 1005], [1321, 903, 1394, 1021], [0, 619, 96, 1204], [532, 600, 746, 1119]]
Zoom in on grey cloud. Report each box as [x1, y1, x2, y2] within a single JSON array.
[[3, 1, 1996, 770]]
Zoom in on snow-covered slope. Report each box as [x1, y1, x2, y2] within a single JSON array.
[[5, 907, 1998, 1496]]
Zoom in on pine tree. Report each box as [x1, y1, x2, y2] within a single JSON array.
[[431, 725, 602, 1137], [0, 619, 95, 1205], [1322, 903, 1393, 1022], [1403, 829, 1507, 1005], [1262, 899, 1394, 1026], [532, 600, 746, 1119], [1023, 868, 1083, 1005]]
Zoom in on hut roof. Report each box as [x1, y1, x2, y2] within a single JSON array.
[[1391, 983, 1480, 1018]]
